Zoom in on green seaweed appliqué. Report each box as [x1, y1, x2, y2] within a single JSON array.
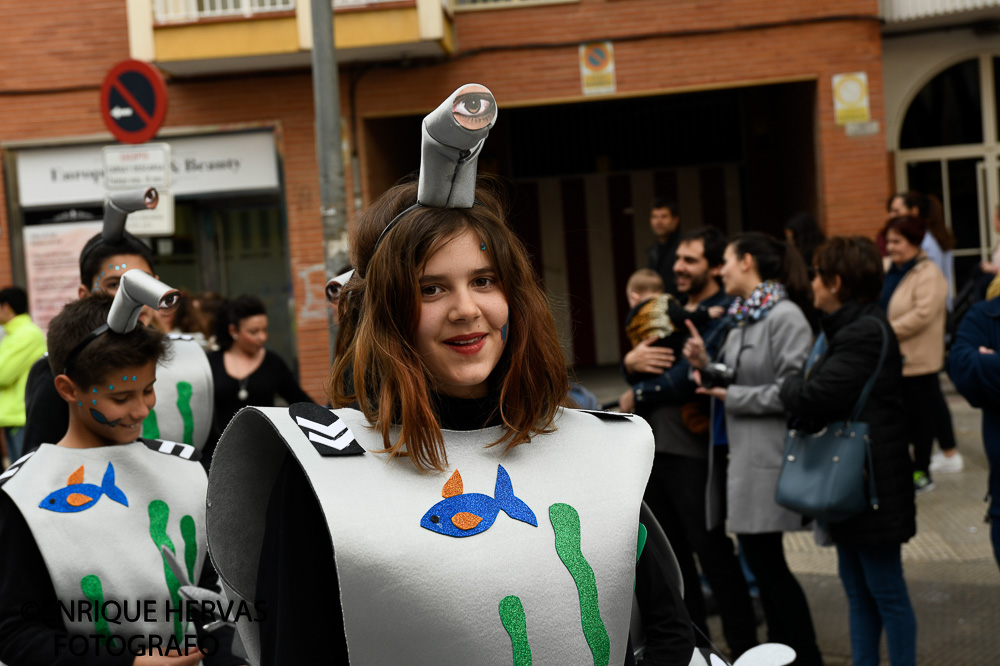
[[499, 595, 532, 665], [148, 499, 196, 643], [81, 574, 112, 645], [549, 503, 610, 666]]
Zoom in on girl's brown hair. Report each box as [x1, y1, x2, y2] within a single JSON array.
[[329, 178, 569, 471]]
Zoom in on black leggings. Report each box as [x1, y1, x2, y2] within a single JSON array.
[[902, 372, 957, 475], [738, 532, 823, 666]]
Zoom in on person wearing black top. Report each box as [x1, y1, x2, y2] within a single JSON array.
[[781, 237, 916, 666], [205, 295, 312, 463], [646, 199, 682, 297]]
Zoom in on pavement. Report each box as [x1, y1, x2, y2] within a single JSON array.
[[574, 365, 998, 665]]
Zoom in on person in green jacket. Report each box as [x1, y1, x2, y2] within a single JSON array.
[[0, 286, 46, 466]]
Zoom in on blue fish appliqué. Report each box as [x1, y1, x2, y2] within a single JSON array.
[[39, 463, 129, 513], [420, 464, 537, 538]]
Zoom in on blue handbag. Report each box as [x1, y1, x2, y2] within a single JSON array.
[[775, 317, 887, 523]]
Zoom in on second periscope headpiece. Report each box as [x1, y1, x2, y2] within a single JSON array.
[[78, 188, 159, 275], [369, 83, 498, 257], [64, 188, 179, 373]]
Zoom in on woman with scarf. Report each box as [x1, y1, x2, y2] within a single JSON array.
[[683, 232, 822, 666]]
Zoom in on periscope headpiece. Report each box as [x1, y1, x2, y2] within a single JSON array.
[[369, 84, 497, 259], [63, 270, 180, 374], [78, 188, 159, 285]]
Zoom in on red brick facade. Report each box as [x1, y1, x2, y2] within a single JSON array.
[[1, 0, 888, 393]]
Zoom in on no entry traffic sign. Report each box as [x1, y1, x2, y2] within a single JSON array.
[[100, 60, 168, 144]]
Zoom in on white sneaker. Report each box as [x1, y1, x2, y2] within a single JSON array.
[[929, 451, 964, 474]]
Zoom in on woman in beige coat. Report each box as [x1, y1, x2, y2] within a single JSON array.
[[879, 215, 957, 493]]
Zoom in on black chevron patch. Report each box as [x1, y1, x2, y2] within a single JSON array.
[[289, 403, 365, 457], [576, 409, 633, 422]]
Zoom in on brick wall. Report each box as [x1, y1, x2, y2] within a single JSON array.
[[1, 0, 888, 390], [353, 3, 888, 237]]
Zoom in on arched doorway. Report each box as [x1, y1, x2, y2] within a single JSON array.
[[895, 55, 1000, 283]]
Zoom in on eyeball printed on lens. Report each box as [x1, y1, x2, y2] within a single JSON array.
[[451, 84, 496, 130], [158, 291, 181, 312]]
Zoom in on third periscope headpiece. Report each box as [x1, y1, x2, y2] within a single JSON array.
[[369, 83, 497, 259]]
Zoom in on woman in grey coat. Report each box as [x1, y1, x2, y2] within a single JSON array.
[[684, 232, 821, 666]]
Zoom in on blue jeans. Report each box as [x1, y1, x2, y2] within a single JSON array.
[[3, 427, 24, 465], [836, 544, 916, 666]]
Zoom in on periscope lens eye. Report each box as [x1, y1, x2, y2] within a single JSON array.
[[451, 85, 495, 130], [158, 291, 181, 311], [325, 280, 341, 304]]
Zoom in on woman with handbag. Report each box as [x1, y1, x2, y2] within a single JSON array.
[[780, 236, 916, 666], [683, 232, 822, 666]]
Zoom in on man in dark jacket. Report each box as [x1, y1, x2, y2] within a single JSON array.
[[948, 295, 1000, 570], [622, 227, 757, 660], [647, 199, 682, 297]]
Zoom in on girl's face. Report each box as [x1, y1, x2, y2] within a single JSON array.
[[719, 244, 756, 299], [76, 361, 157, 445], [885, 228, 920, 266], [414, 228, 509, 399], [231, 314, 268, 355]]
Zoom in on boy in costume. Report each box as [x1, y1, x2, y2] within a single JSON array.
[[22, 190, 214, 463], [0, 285, 244, 665]]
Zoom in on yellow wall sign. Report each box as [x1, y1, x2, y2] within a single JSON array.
[[580, 41, 616, 96], [832, 72, 871, 125]]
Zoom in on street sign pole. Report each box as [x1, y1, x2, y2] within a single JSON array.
[[311, 0, 349, 362]]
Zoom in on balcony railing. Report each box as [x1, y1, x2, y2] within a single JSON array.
[[153, 0, 405, 24], [455, 0, 574, 8], [880, 0, 1000, 22]]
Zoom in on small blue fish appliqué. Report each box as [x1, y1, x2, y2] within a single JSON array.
[[420, 464, 537, 538], [39, 463, 129, 514]]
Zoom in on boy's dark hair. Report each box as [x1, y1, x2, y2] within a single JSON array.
[[813, 236, 884, 304], [47, 295, 167, 388], [79, 231, 156, 286], [680, 227, 727, 267], [650, 198, 678, 216], [0, 286, 29, 315], [216, 295, 268, 351]]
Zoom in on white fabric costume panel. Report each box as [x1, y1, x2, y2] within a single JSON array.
[[1, 441, 208, 647], [208, 405, 653, 666], [144, 335, 213, 451]]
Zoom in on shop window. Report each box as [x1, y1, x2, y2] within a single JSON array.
[[900, 59, 982, 149]]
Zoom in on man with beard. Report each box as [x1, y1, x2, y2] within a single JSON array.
[[620, 227, 758, 661]]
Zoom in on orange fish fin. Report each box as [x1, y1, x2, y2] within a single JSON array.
[[442, 470, 463, 498], [66, 493, 94, 507], [451, 512, 483, 530], [67, 466, 84, 486]]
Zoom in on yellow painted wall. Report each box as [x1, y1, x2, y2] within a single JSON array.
[[335, 8, 421, 49], [155, 18, 300, 61], [153, 9, 425, 62]]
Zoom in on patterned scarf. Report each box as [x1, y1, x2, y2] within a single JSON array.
[[726, 280, 787, 326]]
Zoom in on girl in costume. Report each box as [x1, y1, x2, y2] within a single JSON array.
[[205, 86, 660, 665]]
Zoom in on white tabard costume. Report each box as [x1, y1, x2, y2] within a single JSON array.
[[143, 334, 214, 452], [207, 403, 654, 665], [0, 438, 208, 653]]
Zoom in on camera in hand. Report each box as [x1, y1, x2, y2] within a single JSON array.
[[700, 362, 736, 389]]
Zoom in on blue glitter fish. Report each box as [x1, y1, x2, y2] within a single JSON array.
[[39, 463, 129, 513], [420, 464, 536, 538]]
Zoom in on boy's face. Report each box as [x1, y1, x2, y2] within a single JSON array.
[[71, 361, 157, 445], [79, 254, 157, 324]]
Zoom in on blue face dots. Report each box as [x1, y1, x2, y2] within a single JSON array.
[[501, 320, 509, 343]]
